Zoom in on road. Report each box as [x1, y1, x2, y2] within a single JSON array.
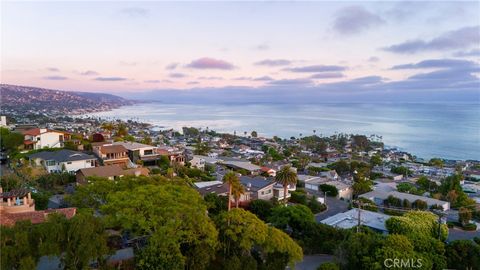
[[314, 197, 350, 222], [448, 226, 480, 241], [294, 254, 335, 270]]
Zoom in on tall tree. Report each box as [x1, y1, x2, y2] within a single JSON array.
[[275, 165, 297, 204], [232, 181, 245, 208], [222, 171, 240, 211]]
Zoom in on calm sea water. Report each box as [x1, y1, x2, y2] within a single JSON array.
[[86, 102, 480, 161]]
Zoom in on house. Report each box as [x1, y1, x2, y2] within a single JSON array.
[[157, 146, 185, 165], [92, 143, 131, 167], [260, 166, 276, 176], [0, 116, 6, 127], [222, 160, 262, 175], [304, 177, 324, 191], [320, 208, 391, 234], [323, 180, 353, 200], [319, 170, 340, 180], [22, 128, 71, 150], [76, 165, 149, 184], [0, 187, 76, 227], [190, 155, 206, 170], [193, 181, 229, 197], [29, 149, 96, 173], [304, 177, 353, 200], [360, 190, 450, 211], [240, 176, 275, 201], [112, 142, 160, 165]]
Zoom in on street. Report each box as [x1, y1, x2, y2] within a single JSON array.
[[314, 197, 350, 222], [294, 254, 335, 270]]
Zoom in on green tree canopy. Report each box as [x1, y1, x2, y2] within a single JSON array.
[[216, 208, 302, 268], [101, 184, 218, 269], [269, 204, 315, 233], [0, 127, 24, 152]]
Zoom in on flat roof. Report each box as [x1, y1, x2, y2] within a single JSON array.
[[320, 208, 391, 232], [113, 141, 156, 150], [222, 160, 261, 171], [360, 190, 449, 206], [194, 180, 223, 189]]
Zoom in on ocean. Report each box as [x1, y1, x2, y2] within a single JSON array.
[[85, 102, 480, 161]]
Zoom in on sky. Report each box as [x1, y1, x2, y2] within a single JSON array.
[[1, 1, 480, 102]]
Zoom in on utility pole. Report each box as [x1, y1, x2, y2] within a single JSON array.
[[433, 209, 444, 240], [357, 200, 362, 233], [324, 191, 329, 207]]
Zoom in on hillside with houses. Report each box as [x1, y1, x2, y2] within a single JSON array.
[[0, 84, 135, 115]]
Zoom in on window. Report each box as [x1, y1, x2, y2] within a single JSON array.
[[144, 149, 153, 155], [46, 160, 55, 166], [261, 191, 264, 195], [90, 160, 95, 166], [67, 162, 72, 164]]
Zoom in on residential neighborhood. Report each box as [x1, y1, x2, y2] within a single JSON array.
[[1, 115, 479, 269]]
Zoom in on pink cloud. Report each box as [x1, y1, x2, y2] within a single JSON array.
[[186, 57, 234, 70]]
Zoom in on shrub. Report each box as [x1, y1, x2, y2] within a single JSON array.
[[317, 262, 340, 270], [319, 184, 338, 197], [150, 168, 161, 174], [307, 196, 326, 214], [290, 191, 308, 205], [463, 223, 477, 231]]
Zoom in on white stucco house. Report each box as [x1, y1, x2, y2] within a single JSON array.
[[29, 149, 97, 173], [22, 128, 70, 150]]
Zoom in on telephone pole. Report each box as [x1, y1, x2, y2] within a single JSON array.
[[357, 200, 362, 233]]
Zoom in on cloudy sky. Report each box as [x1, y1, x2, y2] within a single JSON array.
[[1, 1, 479, 101]]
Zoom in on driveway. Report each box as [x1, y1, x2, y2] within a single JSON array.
[[448, 226, 480, 241], [294, 254, 335, 270], [315, 197, 350, 222]]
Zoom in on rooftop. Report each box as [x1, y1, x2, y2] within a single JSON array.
[[240, 176, 274, 190], [360, 190, 449, 206], [320, 208, 391, 232], [0, 188, 30, 199], [29, 149, 96, 163], [222, 160, 261, 172], [112, 141, 156, 150], [78, 165, 124, 177], [194, 180, 224, 189], [22, 128, 69, 136], [1, 207, 77, 227]]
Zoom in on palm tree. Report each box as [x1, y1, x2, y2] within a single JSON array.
[[222, 171, 240, 211], [275, 165, 297, 204], [232, 181, 245, 208], [116, 123, 128, 137], [101, 122, 114, 133]]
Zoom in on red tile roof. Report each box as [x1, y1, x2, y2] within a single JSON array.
[[22, 128, 70, 136], [23, 140, 37, 145], [0, 208, 77, 227], [260, 166, 274, 172]]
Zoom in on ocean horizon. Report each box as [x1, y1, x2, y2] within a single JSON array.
[[85, 101, 480, 161]]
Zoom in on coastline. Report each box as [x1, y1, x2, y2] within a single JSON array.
[[78, 102, 480, 162]]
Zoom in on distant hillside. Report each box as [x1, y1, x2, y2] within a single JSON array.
[[0, 84, 135, 114]]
